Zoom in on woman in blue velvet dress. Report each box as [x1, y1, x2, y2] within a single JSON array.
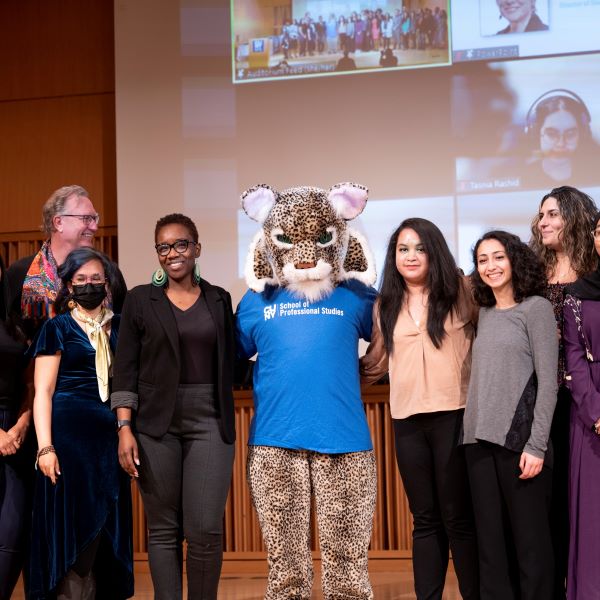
[[28, 247, 133, 600]]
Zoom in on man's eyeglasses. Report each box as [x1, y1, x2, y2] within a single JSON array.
[[61, 214, 100, 226], [155, 239, 197, 256]]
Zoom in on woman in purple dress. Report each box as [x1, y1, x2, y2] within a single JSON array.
[[563, 211, 600, 600], [529, 185, 597, 599]]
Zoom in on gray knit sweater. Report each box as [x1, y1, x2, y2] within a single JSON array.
[[462, 295, 558, 459]]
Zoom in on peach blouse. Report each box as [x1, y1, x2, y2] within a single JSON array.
[[360, 278, 477, 419]]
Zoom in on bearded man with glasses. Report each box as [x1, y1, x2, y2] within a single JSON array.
[[7, 184, 127, 339]]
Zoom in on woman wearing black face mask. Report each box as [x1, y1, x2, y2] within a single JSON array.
[[27, 247, 133, 600]]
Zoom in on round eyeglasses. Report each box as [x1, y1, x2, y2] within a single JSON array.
[[155, 239, 197, 256], [540, 127, 579, 144]]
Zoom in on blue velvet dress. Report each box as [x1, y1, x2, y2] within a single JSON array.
[[28, 313, 133, 599]]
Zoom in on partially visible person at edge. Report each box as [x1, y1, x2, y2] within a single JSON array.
[[112, 213, 236, 600], [496, 0, 548, 34], [529, 185, 598, 599], [463, 230, 558, 600], [562, 209, 600, 600], [6, 184, 127, 340], [361, 218, 480, 600], [27, 247, 133, 599], [0, 254, 33, 600]]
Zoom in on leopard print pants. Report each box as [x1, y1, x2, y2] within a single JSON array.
[[247, 446, 377, 600]]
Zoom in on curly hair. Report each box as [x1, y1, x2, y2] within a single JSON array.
[[154, 213, 199, 243], [530, 186, 598, 278], [471, 230, 546, 307], [379, 218, 460, 352]]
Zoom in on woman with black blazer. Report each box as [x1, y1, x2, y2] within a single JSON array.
[[111, 213, 235, 600]]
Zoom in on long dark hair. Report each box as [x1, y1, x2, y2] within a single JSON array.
[[55, 248, 118, 314], [0, 254, 25, 342], [379, 218, 460, 353], [530, 185, 597, 278], [471, 230, 546, 307]]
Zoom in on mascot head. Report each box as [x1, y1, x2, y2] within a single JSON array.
[[241, 182, 376, 303]]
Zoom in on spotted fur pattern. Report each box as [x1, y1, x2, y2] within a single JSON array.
[[247, 446, 376, 600], [241, 184, 376, 302]]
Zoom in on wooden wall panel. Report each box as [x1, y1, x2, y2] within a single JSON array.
[[0, 94, 117, 232], [0, 1, 117, 238], [0, 0, 114, 101], [0, 227, 118, 266]]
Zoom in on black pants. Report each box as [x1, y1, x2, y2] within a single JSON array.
[[137, 384, 235, 600], [549, 387, 569, 600], [393, 410, 479, 600], [0, 408, 34, 600], [465, 441, 553, 600]]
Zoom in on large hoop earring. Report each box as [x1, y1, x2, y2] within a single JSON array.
[[193, 262, 201, 286], [151, 267, 167, 287]]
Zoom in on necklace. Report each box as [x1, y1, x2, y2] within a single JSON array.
[[552, 263, 574, 284], [407, 291, 427, 327]]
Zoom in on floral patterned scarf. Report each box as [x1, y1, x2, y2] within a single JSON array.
[[21, 241, 60, 322]]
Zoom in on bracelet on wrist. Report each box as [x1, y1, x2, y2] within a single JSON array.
[[35, 445, 56, 469]]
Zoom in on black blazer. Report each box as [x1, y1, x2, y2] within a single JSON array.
[[111, 279, 235, 443]]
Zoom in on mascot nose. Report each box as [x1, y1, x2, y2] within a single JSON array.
[[296, 261, 316, 269]]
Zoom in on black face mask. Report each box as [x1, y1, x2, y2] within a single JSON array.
[[71, 283, 107, 310]]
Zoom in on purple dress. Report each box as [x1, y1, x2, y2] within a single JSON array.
[[563, 295, 600, 599]]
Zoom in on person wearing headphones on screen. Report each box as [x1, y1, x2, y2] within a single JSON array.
[[496, 0, 548, 34], [522, 90, 600, 188]]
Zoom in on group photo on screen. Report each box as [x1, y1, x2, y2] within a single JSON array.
[[231, 0, 450, 82]]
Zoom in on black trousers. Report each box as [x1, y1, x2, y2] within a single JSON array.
[[465, 441, 554, 600], [0, 408, 34, 600], [393, 410, 479, 600], [136, 384, 235, 600]]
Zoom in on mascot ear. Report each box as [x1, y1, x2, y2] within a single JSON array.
[[241, 184, 277, 224], [339, 228, 377, 286], [327, 183, 368, 220], [245, 231, 278, 292]]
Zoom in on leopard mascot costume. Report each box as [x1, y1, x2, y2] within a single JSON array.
[[235, 183, 377, 600]]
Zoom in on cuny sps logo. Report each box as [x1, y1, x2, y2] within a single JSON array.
[[263, 305, 277, 321]]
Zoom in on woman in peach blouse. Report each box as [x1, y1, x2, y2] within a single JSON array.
[[361, 218, 479, 600]]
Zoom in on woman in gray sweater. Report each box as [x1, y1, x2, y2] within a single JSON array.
[[463, 230, 558, 600]]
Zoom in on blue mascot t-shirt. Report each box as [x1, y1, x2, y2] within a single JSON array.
[[235, 280, 376, 454]]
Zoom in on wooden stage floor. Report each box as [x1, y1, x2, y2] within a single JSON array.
[[14, 563, 460, 599]]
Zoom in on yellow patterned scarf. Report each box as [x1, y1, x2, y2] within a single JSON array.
[[71, 306, 114, 402]]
